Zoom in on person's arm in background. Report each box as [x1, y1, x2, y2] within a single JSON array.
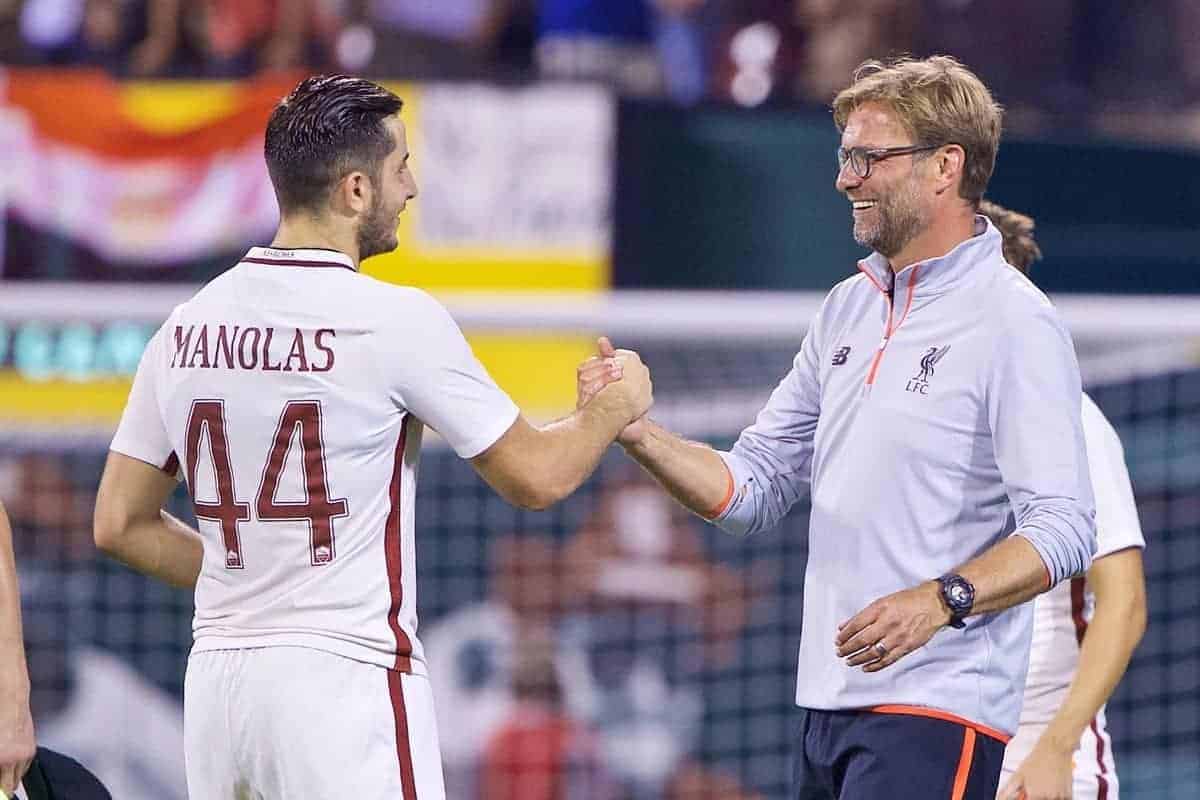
[[997, 548, 1146, 800], [998, 397, 1148, 800], [0, 501, 36, 796]]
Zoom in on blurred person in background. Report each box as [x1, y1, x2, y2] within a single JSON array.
[[17, 0, 128, 71], [707, 0, 801, 107], [92, 73, 651, 799], [557, 473, 762, 797], [191, 0, 335, 76], [1, 455, 187, 800], [981, 201, 1147, 800], [14, 0, 332, 76], [535, 0, 710, 101], [915, 0, 1085, 121], [710, 0, 918, 108], [0, 0, 26, 62], [333, 0, 531, 79], [793, 0, 917, 105], [578, 56, 1097, 798], [0, 500, 36, 797], [424, 535, 572, 798], [480, 637, 616, 800]]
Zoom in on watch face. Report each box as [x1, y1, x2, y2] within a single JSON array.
[[948, 583, 970, 606]]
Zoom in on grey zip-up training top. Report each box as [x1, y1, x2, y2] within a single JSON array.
[[712, 217, 1096, 739]]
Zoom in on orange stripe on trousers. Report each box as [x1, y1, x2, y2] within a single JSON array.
[[950, 727, 976, 800]]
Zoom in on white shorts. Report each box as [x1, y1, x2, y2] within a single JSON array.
[[184, 646, 445, 800], [1000, 718, 1119, 800]]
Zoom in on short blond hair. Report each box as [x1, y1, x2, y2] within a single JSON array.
[[833, 56, 1003, 206], [979, 200, 1042, 273]]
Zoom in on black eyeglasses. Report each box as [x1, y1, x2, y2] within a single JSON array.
[[836, 144, 942, 179]]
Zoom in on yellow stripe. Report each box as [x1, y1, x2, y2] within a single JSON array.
[[118, 81, 243, 134], [363, 256, 608, 291], [0, 373, 132, 423], [468, 333, 596, 418]]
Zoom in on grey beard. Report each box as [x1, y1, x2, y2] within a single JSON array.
[[859, 190, 929, 258]]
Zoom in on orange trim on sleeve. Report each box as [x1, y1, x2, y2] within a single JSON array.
[[702, 461, 737, 520], [867, 705, 1010, 744], [950, 727, 976, 800]]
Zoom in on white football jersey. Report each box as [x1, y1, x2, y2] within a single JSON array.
[[111, 247, 519, 675], [1004, 392, 1145, 790]]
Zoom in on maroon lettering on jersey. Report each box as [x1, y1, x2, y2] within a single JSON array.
[[257, 400, 349, 565], [214, 325, 240, 370], [262, 328, 283, 371], [187, 325, 212, 369], [185, 400, 250, 568], [172, 325, 194, 368], [283, 329, 310, 372], [237, 327, 261, 369], [313, 329, 336, 372]]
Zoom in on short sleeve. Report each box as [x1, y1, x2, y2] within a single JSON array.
[[382, 291, 520, 459], [111, 325, 178, 475], [1081, 395, 1146, 558]]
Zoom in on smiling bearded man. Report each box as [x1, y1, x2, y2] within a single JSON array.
[[574, 55, 1097, 800]]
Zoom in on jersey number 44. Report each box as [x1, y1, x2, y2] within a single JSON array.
[[184, 399, 349, 569]]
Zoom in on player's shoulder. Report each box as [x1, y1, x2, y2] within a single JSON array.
[[980, 262, 1072, 346], [987, 261, 1058, 320], [343, 275, 454, 325], [169, 266, 243, 318]]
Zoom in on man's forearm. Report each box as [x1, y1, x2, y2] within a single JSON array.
[[1039, 603, 1141, 751], [103, 511, 203, 589], [955, 533, 1053, 616], [1038, 549, 1146, 752], [621, 419, 732, 518], [533, 403, 634, 506]]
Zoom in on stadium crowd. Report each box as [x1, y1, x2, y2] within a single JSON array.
[[1, 0, 1199, 130]]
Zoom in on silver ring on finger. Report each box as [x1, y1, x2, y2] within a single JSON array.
[[873, 641, 888, 659]]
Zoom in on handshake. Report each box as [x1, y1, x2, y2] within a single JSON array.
[[575, 336, 652, 445]]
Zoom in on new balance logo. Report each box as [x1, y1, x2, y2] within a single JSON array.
[[832, 346, 852, 366], [906, 345, 951, 394]]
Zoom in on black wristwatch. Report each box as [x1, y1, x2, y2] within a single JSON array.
[[936, 574, 975, 629]]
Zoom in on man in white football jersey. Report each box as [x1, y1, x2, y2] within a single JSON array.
[[983, 201, 1148, 800], [92, 75, 652, 800]]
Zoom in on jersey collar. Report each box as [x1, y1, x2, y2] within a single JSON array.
[[242, 247, 357, 272]]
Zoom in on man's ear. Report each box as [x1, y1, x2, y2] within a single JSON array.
[[933, 144, 966, 196], [333, 170, 372, 216]]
